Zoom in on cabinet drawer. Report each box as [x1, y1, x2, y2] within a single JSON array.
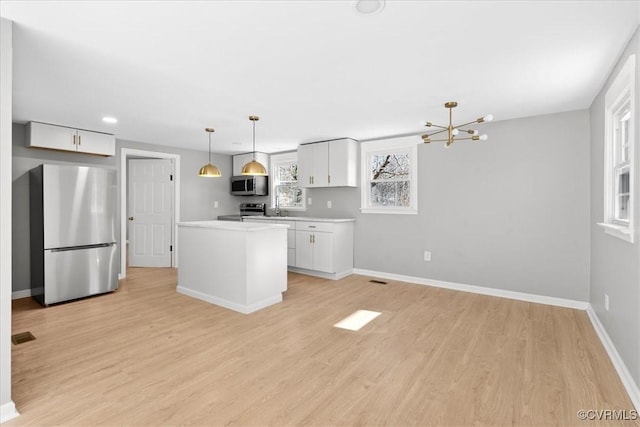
[[296, 221, 333, 233]]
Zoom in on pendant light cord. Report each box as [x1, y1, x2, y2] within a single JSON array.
[[252, 120, 256, 161], [208, 132, 212, 163]]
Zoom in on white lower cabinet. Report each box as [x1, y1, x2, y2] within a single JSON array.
[[286, 222, 296, 267], [242, 217, 354, 279], [295, 224, 333, 273], [294, 221, 353, 277]]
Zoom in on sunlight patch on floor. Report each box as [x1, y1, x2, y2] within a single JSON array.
[[333, 309, 381, 331]]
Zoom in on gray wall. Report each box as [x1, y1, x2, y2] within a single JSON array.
[[12, 123, 237, 293], [590, 26, 640, 384], [299, 110, 591, 302]]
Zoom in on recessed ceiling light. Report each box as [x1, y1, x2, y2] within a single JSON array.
[[102, 116, 118, 124], [353, 0, 385, 15]]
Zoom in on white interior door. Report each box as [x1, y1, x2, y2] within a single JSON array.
[[128, 159, 174, 267]]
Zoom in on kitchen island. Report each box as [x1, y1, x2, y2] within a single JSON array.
[[177, 220, 288, 314]]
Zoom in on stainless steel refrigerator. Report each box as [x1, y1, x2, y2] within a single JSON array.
[[30, 164, 119, 306]]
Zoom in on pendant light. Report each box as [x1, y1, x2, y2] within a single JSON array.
[[198, 128, 221, 177], [241, 115, 267, 176]]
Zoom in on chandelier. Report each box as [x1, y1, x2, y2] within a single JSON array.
[[421, 101, 493, 147]]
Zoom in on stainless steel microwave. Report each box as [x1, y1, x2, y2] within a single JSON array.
[[230, 175, 269, 196]]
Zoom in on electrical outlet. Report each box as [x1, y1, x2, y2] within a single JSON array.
[[327, 200, 332, 208], [214, 201, 219, 208], [424, 251, 431, 261], [605, 294, 610, 311], [308, 197, 312, 205]]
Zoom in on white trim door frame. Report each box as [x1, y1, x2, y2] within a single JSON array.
[[120, 148, 180, 279]]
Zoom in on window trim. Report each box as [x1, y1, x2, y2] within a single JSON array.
[[360, 137, 418, 215], [601, 54, 636, 243], [270, 151, 306, 211]]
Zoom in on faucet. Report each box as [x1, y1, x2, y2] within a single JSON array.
[[274, 195, 280, 217]]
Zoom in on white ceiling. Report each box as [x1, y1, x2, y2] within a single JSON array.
[[1, 0, 639, 154]]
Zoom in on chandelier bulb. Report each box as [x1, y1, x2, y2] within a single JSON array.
[[479, 134, 488, 141], [483, 114, 494, 122], [451, 128, 459, 136]]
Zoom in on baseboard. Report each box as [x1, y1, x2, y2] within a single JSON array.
[[288, 267, 353, 281], [11, 289, 31, 300], [0, 400, 19, 423], [586, 305, 640, 410], [352, 268, 589, 310], [176, 285, 283, 314]]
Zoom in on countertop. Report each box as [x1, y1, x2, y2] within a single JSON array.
[[178, 220, 290, 231], [241, 216, 355, 223]]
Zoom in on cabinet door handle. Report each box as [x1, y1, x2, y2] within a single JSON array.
[[308, 225, 316, 228], [72, 134, 76, 146], [128, 216, 134, 221], [78, 135, 81, 146], [309, 235, 312, 244], [328, 175, 331, 184]]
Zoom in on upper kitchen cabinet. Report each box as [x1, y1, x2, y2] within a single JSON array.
[[27, 121, 115, 156], [298, 138, 358, 188], [232, 152, 270, 176]]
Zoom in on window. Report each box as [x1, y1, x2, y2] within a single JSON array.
[[599, 54, 635, 243], [613, 100, 631, 223], [270, 152, 306, 211], [360, 137, 418, 214]]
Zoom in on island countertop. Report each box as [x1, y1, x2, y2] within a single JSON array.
[[178, 220, 290, 231]]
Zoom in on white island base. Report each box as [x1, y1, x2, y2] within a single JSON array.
[[177, 221, 288, 314]]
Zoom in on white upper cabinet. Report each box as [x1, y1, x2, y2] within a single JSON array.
[[27, 122, 115, 156], [298, 142, 328, 187], [297, 138, 358, 188], [232, 152, 270, 176]]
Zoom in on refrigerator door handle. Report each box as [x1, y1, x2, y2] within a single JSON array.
[[48, 243, 115, 252]]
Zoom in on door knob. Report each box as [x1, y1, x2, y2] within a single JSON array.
[[128, 216, 134, 221]]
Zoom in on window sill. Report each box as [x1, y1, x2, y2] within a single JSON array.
[[597, 222, 635, 243], [360, 207, 418, 215]]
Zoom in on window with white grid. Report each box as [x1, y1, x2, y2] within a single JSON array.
[[600, 54, 635, 243]]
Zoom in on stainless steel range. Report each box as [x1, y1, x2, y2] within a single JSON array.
[[217, 203, 266, 222]]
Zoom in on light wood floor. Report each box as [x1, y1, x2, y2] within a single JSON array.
[[8, 268, 637, 426]]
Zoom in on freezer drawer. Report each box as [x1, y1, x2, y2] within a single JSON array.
[[39, 244, 119, 305]]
